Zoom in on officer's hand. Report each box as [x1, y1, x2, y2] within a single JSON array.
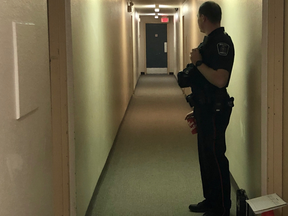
[[190, 48, 202, 64]]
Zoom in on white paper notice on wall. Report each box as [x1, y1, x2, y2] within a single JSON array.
[[13, 22, 39, 120]]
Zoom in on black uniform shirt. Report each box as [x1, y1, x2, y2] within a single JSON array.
[[190, 27, 235, 98]]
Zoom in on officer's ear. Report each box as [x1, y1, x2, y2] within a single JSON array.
[[198, 14, 206, 23], [202, 15, 208, 23]]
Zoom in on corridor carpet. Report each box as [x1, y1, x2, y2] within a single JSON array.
[[86, 75, 236, 216]]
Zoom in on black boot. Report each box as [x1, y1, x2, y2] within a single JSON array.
[[189, 200, 211, 213]]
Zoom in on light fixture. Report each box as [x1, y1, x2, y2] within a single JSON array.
[[154, 4, 160, 13], [155, 13, 159, 19], [127, 1, 134, 13]]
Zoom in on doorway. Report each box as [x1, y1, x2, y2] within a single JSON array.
[[47, 0, 74, 215], [146, 23, 168, 74]]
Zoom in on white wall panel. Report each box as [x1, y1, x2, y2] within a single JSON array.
[[13, 22, 39, 119]]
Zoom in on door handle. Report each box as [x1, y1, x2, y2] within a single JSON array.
[[164, 42, 167, 53]]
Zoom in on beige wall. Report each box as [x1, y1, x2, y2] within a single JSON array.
[[139, 16, 175, 74], [221, 0, 262, 199], [0, 0, 54, 215], [182, 0, 262, 198], [70, 0, 135, 215], [181, 0, 203, 96], [173, 11, 181, 75], [182, 0, 203, 59], [221, 0, 262, 198], [167, 18, 175, 73], [133, 12, 141, 89]]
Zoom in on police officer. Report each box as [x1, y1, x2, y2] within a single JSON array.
[[185, 2, 235, 216]]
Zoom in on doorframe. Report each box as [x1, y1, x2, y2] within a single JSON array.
[[145, 23, 168, 74], [47, 0, 75, 215], [261, 1, 284, 215], [283, 2, 288, 215], [140, 18, 172, 75]]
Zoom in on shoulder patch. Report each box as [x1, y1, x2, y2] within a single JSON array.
[[217, 43, 230, 56]]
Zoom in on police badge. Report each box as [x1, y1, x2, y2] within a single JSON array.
[[217, 43, 230, 56]]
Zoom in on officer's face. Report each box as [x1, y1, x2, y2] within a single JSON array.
[[197, 13, 205, 33]]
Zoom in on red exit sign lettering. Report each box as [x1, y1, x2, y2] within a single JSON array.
[[161, 17, 169, 23]]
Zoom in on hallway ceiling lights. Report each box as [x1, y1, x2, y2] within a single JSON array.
[[155, 12, 159, 19], [134, 3, 180, 16], [134, 4, 179, 8], [155, 4, 160, 12]]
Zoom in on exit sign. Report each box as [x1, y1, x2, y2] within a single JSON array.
[[161, 17, 169, 23]]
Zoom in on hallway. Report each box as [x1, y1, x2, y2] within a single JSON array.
[[2, 0, 288, 215], [86, 75, 236, 216]]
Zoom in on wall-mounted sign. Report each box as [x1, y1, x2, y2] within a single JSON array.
[[161, 17, 169, 23]]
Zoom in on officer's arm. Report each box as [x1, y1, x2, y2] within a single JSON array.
[[197, 64, 229, 88]]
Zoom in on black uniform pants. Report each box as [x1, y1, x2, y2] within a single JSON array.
[[194, 103, 232, 215]]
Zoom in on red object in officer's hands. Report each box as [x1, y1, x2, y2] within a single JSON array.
[[262, 210, 274, 216], [187, 116, 197, 134]]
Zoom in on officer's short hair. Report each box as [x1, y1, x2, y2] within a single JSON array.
[[199, 1, 222, 24]]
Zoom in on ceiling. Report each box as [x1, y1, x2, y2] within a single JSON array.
[[132, 0, 184, 3], [132, 0, 185, 16]]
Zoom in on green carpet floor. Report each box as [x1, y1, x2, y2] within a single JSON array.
[[86, 75, 236, 216]]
